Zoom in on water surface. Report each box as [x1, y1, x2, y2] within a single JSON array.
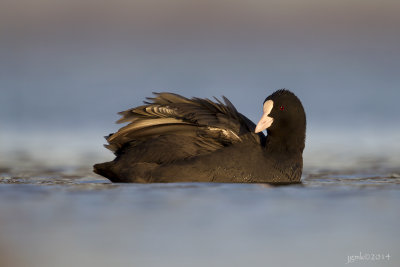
[[1, 152, 399, 267]]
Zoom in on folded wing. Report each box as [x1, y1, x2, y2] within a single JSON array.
[[105, 92, 264, 161]]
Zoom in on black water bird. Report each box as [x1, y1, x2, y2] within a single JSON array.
[[94, 89, 306, 183]]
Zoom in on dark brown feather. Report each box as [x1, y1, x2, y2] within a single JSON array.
[[105, 93, 263, 163]]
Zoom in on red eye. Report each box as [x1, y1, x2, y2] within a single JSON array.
[[280, 105, 285, 111]]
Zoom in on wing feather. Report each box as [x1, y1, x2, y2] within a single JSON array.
[[105, 92, 263, 154]]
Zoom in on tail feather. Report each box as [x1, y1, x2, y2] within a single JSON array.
[[93, 162, 119, 182], [93, 161, 158, 183]]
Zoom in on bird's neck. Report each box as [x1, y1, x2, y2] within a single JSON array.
[[265, 131, 305, 155]]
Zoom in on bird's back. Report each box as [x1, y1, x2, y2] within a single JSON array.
[[94, 93, 264, 182]]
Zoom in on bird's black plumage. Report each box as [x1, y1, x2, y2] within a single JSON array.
[[93, 89, 306, 183]]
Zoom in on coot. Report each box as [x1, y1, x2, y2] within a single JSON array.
[[94, 89, 306, 183]]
